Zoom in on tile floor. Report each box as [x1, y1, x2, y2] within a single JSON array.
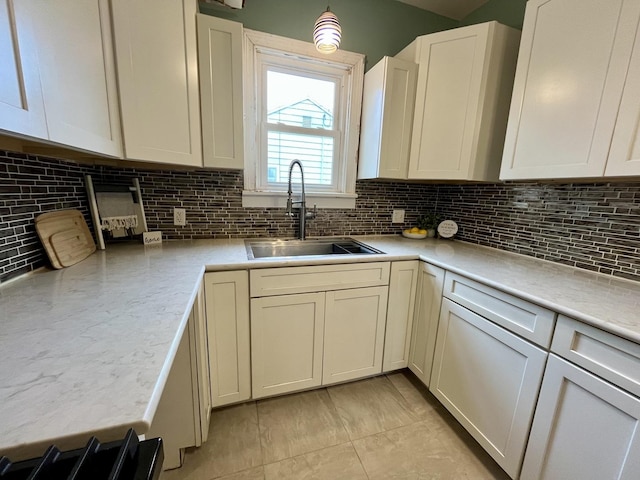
[[161, 371, 510, 479]]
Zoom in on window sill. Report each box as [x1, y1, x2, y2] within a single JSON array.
[[242, 190, 357, 209]]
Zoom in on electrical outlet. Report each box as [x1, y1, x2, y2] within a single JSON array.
[[392, 209, 405, 224], [174, 208, 186, 226]]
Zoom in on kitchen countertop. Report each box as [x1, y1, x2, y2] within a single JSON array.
[[1, 235, 639, 459]]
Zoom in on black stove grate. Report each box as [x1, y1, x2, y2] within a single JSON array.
[[0, 429, 163, 480]]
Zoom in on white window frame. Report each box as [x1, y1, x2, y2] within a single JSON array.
[[242, 29, 365, 209]]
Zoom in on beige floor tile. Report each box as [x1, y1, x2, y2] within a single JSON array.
[[162, 402, 263, 480], [327, 375, 418, 440], [352, 419, 509, 480], [257, 389, 349, 464], [214, 467, 265, 480], [386, 370, 443, 420], [263, 443, 368, 480]]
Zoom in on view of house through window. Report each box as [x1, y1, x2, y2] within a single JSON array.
[[265, 70, 338, 187]]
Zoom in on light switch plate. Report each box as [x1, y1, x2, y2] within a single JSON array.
[[143, 231, 162, 246], [392, 209, 405, 224]]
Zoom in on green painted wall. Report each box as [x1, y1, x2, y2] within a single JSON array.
[[199, 0, 457, 70], [459, 0, 527, 29]]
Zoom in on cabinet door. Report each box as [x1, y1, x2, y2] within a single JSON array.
[[29, 0, 122, 157], [197, 14, 244, 169], [383, 261, 419, 372], [521, 355, 640, 480], [408, 262, 444, 386], [408, 23, 489, 180], [204, 271, 250, 408], [111, 0, 202, 166], [251, 292, 325, 399], [0, 0, 46, 139], [501, 0, 640, 180], [606, 20, 640, 176], [358, 56, 417, 179], [192, 281, 211, 444], [323, 286, 388, 385], [430, 298, 547, 478]]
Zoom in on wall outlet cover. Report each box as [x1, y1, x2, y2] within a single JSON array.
[[143, 231, 162, 246], [392, 209, 405, 224], [174, 207, 186, 226]]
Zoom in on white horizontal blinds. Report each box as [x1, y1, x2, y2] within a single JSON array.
[[257, 51, 345, 191]]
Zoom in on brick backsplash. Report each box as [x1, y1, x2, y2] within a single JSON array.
[[1, 150, 639, 283]]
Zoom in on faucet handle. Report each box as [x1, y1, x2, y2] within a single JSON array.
[[306, 204, 317, 219]]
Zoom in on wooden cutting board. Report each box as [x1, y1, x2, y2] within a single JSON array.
[[35, 210, 96, 269]]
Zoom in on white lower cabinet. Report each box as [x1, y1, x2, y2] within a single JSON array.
[[383, 261, 419, 372], [521, 354, 640, 480], [430, 298, 547, 478], [147, 285, 210, 470], [323, 286, 388, 385], [204, 271, 251, 407], [407, 262, 445, 386], [251, 292, 325, 399]]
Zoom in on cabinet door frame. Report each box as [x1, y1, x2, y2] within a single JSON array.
[[204, 271, 250, 408], [408, 262, 445, 386], [251, 292, 325, 398], [521, 354, 640, 479], [323, 286, 388, 385], [501, 0, 640, 180], [197, 14, 244, 169], [0, 0, 47, 139], [430, 298, 547, 478]]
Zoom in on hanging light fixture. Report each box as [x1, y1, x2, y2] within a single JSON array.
[[313, 5, 341, 54]]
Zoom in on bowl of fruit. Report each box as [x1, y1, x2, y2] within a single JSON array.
[[402, 226, 428, 239]]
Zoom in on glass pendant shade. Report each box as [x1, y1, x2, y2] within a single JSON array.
[[313, 7, 341, 54]]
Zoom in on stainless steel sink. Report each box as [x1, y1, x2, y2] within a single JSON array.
[[245, 238, 384, 260]]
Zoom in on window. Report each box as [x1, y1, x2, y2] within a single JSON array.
[[243, 30, 365, 209]]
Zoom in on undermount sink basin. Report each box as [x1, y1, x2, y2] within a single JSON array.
[[245, 238, 384, 260]]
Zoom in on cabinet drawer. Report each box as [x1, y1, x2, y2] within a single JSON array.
[[552, 316, 640, 397], [443, 272, 556, 347], [249, 262, 390, 297]]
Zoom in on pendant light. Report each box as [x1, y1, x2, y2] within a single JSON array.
[[313, 5, 341, 54]]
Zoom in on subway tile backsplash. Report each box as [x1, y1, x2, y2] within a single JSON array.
[[1, 150, 639, 283]]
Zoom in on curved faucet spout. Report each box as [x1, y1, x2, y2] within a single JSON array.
[[287, 159, 310, 240]]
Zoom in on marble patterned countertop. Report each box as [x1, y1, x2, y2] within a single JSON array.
[[1, 235, 639, 459]]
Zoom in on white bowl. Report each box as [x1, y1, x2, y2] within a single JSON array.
[[402, 231, 427, 239]]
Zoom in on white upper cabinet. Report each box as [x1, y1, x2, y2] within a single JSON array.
[[398, 22, 520, 181], [197, 14, 244, 170], [111, 0, 202, 166], [30, 0, 122, 157], [1, 0, 121, 157], [501, 0, 640, 180], [358, 56, 417, 180], [0, 0, 47, 139]]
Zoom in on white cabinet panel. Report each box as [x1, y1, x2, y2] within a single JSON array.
[[383, 261, 419, 372], [407, 22, 519, 181], [251, 292, 325, 398], [111, 0, 202, 166], [501, 0, 640, 179], [0, 0, 46, 139], [607, 22, 640, 176], [521, 354, 640, 480], [430, 298, 547, 478], [30, 0, 122, 157], [408, 262, 445, 387], [358, 56, 417, 179], [204, 271, 250, 407], [323, 286, 388, 385], [197, 14, 244, 169]]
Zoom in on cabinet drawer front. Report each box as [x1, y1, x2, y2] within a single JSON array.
[[443, 272, 556, 347], [552, 316, 640, 397], [250, 262, 390, 297]]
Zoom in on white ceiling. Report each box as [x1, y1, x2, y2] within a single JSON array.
[[395, 0, 490, 20]]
